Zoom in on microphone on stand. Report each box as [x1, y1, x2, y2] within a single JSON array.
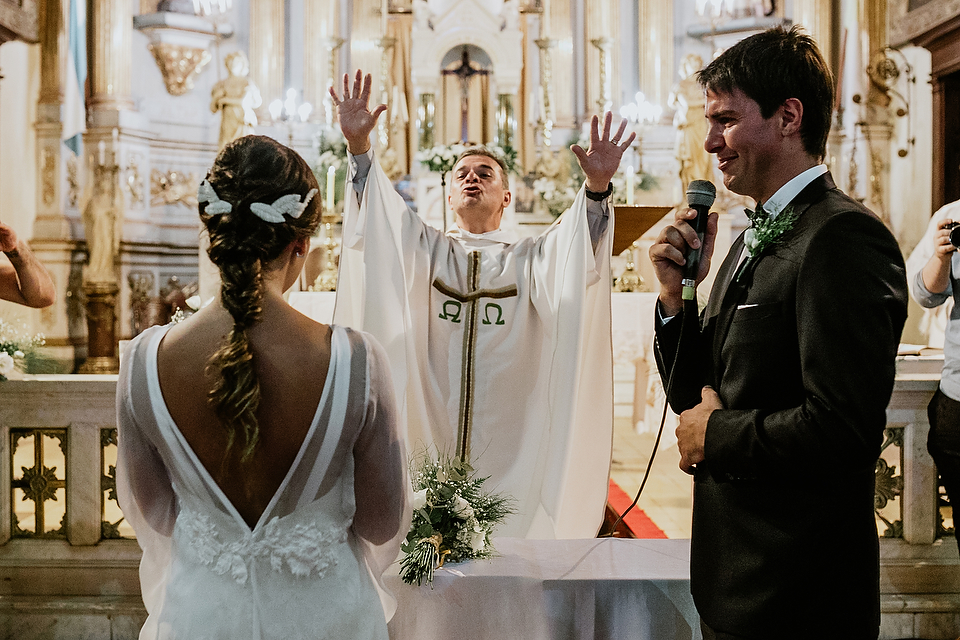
[[681, 180, 717, 302]]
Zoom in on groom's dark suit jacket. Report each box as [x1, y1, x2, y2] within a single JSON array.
[[656, 173, 908, 639]]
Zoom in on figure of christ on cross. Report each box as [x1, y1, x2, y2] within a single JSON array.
[[330, 71, 636, 538], [442, 48, 490, 143]]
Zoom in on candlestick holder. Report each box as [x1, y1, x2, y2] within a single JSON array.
[[310, 212, 341, 291], [614, 242, 645, 292]]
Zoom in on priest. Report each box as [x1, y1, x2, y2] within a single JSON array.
[[331, 71, 634, 538]]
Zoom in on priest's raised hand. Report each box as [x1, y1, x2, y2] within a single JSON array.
[[571, 112, 637, 194], [329, 70, 387, 156]]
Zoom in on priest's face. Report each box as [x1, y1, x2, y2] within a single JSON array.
[[449, 155, 512, 234]]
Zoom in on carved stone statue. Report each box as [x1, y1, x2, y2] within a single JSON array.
[[81, 161, 123, 284], [668, 53, 713, 194], [210, 51, 262, 150]]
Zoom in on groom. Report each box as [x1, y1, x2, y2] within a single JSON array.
[[650, 26, 907, 639]]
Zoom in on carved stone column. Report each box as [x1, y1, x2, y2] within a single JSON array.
[[858, 122, 894, 224], [78, 280, 120, 373], [856, 0, 893, 223], [637, 0, 673, 110], [304, 0, 338, 114], [793, 0, 835, 71], [860, 0, 889, 126], [88, 0, 133, 111], [35, 0, 69, 239], [249, 0, 285, 114]]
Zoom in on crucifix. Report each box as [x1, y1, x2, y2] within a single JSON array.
[[433, 252, 518, 462], [442, 49, 490, 143]]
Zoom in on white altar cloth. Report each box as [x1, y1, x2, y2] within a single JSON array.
[[384, 538, 700, 640]]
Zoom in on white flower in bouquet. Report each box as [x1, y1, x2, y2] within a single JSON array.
[[0, 352, 13, 377], [452, 495, 474, 520], [458, 519, 487, 553], [412, 488, 430, 511], [400, 453, 516, 586]]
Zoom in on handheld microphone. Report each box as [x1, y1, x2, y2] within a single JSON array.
[[681, 180, 717, 301]]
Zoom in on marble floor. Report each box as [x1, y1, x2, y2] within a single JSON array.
[[608, 415, 693, 539]]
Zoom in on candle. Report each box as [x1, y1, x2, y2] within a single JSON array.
[[326, 165, 336, 213], [599, 0, 609, 29], [98, 141, 106, 166], [626, 166, 635, 205], [380, 0, 388, 35], [541, 0, 550, 37], [329, 0, 337, 35]]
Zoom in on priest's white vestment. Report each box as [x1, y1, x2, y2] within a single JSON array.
[[334, 151, 613, 538]]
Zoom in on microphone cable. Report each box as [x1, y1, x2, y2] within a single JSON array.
[[600, 296, 699, 537], [601, 180, 713, 538]]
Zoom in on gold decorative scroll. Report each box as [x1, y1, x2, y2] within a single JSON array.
[[150, 169, 199, 208], [147, 42, 212, 96]]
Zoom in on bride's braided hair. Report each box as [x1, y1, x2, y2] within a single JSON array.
[[200, 135, 321, 461]]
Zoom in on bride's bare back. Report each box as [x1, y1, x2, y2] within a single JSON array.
[[156, 301, 332, 528]]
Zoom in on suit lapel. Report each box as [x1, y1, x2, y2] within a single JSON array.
[[703, 234, 746, 388], [706, 171, 836, 388]]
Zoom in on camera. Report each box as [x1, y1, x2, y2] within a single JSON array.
[[947, 222, 960, 248]]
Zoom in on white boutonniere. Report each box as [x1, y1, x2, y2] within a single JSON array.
[[743, 204, 799, 258]]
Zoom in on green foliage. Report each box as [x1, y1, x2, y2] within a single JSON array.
[[400, 451, 516, 586]]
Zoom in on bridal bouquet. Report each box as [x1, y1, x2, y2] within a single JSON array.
[[0, 319, 45, 381], [400, 452, 515, 586]]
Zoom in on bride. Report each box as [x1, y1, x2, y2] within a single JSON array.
[[117, 135, 409, 639]]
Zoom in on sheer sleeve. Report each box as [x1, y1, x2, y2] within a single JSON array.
[[352, 332, 411, 621], [115, 327, 177, 636]]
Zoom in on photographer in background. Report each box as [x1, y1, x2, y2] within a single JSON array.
[[907, 201, 960, 555], [0, 220, 55, 308]]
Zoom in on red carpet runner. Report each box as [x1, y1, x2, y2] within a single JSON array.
[[606, 479, 668, 539]]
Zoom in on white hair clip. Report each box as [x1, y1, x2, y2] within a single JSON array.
[[250, 189, 318, 223], [198, 180, 318, 224], [198, 179, 233, 215]]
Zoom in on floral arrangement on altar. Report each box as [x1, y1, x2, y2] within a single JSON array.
[[0, 319, 45, 381], [416, 143, 519, 176], [533, 132, 658, 218], [400, 452, 515, 586]]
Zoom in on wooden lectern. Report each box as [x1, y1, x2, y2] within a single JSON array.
[[610, 205, 674, 255]]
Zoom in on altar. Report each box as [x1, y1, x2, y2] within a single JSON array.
[[384, 538, 700, 640]]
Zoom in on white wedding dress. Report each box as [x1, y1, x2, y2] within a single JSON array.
[[117, 323, 408, 640]]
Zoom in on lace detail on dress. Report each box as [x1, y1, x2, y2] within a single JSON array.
[[178, 509, 349, 585]]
